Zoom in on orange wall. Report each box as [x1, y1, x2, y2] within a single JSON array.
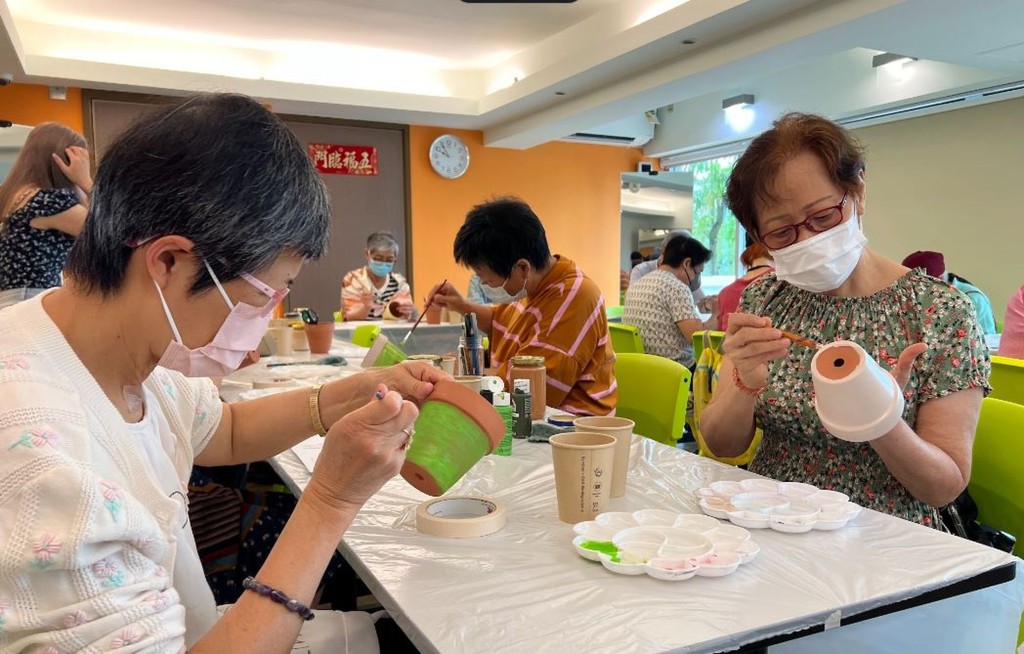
[[409, 125, 642, 304], [1, 84, 639, 303], [0, 83, 84, 133]]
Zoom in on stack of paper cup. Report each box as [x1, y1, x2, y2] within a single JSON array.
[[550, 432, 616, 523], [572, 416, 634, 498], [811, 340, 905, 442]]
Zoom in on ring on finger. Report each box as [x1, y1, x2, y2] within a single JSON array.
[[401, 427, 415, 449]]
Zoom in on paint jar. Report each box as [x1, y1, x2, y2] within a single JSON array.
[[511, 378, 533, 439], [510, 355, 546, 419], [493, 391, 514, 456]]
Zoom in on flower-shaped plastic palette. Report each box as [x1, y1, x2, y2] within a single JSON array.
[[696, 479, 862, 532], [571, 510, 759, 581]]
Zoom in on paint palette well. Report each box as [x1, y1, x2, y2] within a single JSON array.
[[572, 510, 759, 581], [696, 480, 862, 532]]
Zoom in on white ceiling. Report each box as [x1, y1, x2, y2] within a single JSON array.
[[1, 0, 1023, 152]]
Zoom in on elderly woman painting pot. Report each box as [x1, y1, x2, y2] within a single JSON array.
[[700, 113, 989, 527], [341, 231, 416, 321], [0, 94, 443, 652]]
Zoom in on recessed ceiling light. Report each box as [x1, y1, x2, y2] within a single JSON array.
[[681, 38, 697, 45], [555, 91, 566, 96]]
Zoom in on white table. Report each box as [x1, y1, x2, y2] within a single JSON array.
[[270, 436, 1024, 654]]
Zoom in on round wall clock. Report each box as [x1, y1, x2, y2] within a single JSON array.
[[429, 134, 470, 179]]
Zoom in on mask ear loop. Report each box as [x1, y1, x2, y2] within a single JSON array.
[[153, 281, 185, 344], [203, 259, 235, 310]]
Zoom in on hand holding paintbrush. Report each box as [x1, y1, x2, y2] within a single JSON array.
[[400, 278, 447, 345], [779, 330, 820, 349]]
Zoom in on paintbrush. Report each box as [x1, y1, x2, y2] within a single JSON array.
[[400, 278, 447, 346], [780, 330, 820, 349]]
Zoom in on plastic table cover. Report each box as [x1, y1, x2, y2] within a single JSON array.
[[270, 436, 1024, 654]]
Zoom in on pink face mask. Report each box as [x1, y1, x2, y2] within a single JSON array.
[[154, 260, 288, 377]]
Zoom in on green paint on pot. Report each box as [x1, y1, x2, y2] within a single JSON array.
[[375, 341, 408, 366], [406, 400, 493, 494], [579, 540, 618, 557]]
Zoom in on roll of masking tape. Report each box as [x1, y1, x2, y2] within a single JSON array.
[[415, 496, 507, 538], [252, 378, 299, 389], [481, 376, 505, 394]]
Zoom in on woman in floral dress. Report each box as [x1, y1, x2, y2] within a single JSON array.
[[700, 113, 989, 527]]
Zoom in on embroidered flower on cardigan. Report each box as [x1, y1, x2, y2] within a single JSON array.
[[9, 426, 60, 451], [31, 533, 61, 569], [41, 646, 61, 654], [0, 356, 28, 370], [100, 480, 125, 521], [145, 590, 172, 612], [92, 558, 125, 588], [63, 609, 87, 628], [111, 627, 139, 648]]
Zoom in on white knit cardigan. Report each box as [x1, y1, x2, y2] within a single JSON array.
[[0, 295, 222, 652]]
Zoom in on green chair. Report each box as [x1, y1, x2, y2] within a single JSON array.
[[333, 310, 343, 323], [995, 319, 1003, 334], [614, 353, 691, 447], [608, 323, 645, 354], [989, 355, 1024, 406], [692, 330, 726, 363], [606, 305, 624, 321], [968, 397, 1024, 646]]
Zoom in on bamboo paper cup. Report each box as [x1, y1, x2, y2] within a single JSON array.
[[572, 416, 634, 498], [811, 340, 905, 442], [550, 432, 616, 523], [453, 375, 482, 392], [266, 326, 294, 357]]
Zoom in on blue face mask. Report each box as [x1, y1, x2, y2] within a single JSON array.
[[368, 260, 394, 277]]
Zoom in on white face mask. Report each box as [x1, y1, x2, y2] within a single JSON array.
[[771, 210, 866, 293], [481, 268, 527, 304]]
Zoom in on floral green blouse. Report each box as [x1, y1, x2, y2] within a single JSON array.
[[738, 269, 990, 527]]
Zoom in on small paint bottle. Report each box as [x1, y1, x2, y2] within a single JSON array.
[[493, 392, 514, 456], [511, 378, 532, 439]]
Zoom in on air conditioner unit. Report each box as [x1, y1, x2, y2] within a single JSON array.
[[563, 115, 655, 147]]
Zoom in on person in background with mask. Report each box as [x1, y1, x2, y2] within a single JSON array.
[[427, 196, 617, 416], [700, 113, 988, 527], [901, 250, 997, 335], [0, 94, 442, 652], [340, 231, 417, 321], [623, 234, 718, 370]]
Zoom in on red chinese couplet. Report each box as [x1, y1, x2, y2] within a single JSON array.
[[308, 144, 378, 176]]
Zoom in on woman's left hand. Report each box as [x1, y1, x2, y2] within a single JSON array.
[[890, 342, 927, 390], [373, 361, 450, 403]]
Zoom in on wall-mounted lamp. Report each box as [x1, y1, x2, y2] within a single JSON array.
[[722, 94, 756, 131], [722, 93, 755, 111], [872, 53, 917, 68]]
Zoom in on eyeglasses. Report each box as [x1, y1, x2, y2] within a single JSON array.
[[760, 192, 848, 250], [370, 256, 396, 264]]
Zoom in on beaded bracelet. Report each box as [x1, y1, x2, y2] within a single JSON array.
[[732, 366, 767, 397], [308, 385, 328, 437], [242, 577, 315, 621]]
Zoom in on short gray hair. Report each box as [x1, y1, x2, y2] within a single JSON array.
[[366, 231, 399, 255], [66, 93, 331, 295]]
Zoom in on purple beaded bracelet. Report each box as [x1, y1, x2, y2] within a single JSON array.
[[242, 576, 315, 621]]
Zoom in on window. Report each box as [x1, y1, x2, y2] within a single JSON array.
[[672, 155, 745, 295]]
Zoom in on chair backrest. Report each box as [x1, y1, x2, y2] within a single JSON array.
[[692, 330, 726, 363], [970, 398, 1024, 542], [350, 324, 382, 347], [608, 323, 645, 354], [614, 352, 690, 447], [969, 398, 1024, 574], [606, 305, 624, 320], [989, 355, 1024, 405]]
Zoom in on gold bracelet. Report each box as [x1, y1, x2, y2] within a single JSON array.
[[309, 384, 328, 437]]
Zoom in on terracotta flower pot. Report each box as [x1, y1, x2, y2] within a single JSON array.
[[304, 322, 335, 355], [401, 380, 505, 496]]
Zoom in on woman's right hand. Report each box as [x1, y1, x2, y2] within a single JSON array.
[[721, 313, 790, 390], [305, 383, 417, 513], [426, 281, 466, 314]]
